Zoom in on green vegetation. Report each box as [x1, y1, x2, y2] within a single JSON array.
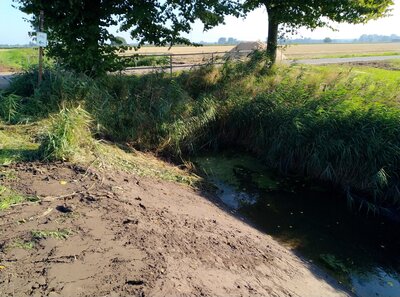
[[38, 107, 93, 161], [8, 239, 35, 250], [0, 90, 199, 185], [122, 55, 170, 67], [15, 0, 240, 74], [2, 57, 400, 214], [320, 254, 349, 275], [244, 0, 393, 64], [0, 48, 37, 71], [31, 229, 72, 240], [0, 178, 38, 211], [0, 124, 39, 165], [93, 143, 199, 185], [195, 155, 279, 191], [0, 185, 25, 210], [0, 93, 21, 123]]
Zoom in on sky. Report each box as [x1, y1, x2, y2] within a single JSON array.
[[1, 0, 399, 45]]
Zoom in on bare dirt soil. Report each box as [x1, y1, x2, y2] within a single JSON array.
[[0, 162, 352, 297]]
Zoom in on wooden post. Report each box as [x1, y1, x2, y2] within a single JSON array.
[[169, 55, 173, 78], [38, 10, 44, 86], [211, 53, 214, 65]]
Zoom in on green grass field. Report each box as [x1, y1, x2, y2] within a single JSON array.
[[0, 48, 37, 71]]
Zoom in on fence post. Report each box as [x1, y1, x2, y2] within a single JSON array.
[[38, 10, 44, 86], [211, 53, 214, 65], [169, 55, 173, 78]]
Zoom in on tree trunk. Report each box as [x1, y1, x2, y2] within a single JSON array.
[[266, 15, 279, 66]]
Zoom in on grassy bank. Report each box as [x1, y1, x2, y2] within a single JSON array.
[[1, 58, 400, 214], [0, 48, 38, 71]]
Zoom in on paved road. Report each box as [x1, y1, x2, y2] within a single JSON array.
[[291, 55, 400, 65], [0, 72, 14, 89]]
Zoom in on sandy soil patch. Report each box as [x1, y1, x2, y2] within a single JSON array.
[[0, 162, 352, 297]]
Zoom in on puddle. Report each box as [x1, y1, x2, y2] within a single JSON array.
[[195, 153, 400, 297]]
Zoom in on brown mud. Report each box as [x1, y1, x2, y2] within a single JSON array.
[[0, 162, 352, 297]]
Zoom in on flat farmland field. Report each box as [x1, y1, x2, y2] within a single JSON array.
[[1, 43, 399, 71], [283, 43, 400, 59], [123, 45, 236, 66], [126, 45, 235, 55], [126, 43, 400, 59]]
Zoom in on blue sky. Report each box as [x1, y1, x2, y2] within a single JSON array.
[[1, 0, 399, 44]]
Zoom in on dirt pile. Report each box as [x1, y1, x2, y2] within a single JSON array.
[[0, 162, 351, 297], [226, 41, 286, 62]]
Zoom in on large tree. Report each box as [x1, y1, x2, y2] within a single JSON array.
[[14, 0, 241, 75], [244, 0, 394, 65]]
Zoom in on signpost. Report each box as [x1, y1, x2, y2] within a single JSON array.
[[38, 10, 45, 85], [36, 32, 47, 47]]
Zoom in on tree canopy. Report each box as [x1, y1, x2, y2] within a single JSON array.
[[14, 0, 241, 75], [14, 0, 395, 73], [244, 0, 394, 64]]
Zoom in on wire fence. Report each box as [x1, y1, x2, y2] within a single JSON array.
[[121, 49, 255, 75]]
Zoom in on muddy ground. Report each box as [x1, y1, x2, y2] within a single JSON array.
[[0, 162, 352, 297]]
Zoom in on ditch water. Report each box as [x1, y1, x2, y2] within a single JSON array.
[[194, 153, 400, 297]]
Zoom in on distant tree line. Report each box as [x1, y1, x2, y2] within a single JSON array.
[[358, 34, 400, 43], [282, 34, 400, 45], [217, 37, 240, 45]]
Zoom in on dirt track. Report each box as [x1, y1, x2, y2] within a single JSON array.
[[0, 162, 352, 297]]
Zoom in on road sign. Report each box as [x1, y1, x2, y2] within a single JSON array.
[[37, 32, 48, 47]]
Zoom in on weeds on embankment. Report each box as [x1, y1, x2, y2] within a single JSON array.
[[38, 106, 93, 161], [1, 57, 400, 214]]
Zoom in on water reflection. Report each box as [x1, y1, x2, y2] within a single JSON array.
[[195, 153, 400, 297]]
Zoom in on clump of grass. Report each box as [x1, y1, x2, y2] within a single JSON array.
[[0, 168, 17, 180], [8, 239, 35, 250], [38, 106, 93, 161], [0, 123, 40, 165], [89, 73, 209, 154], [0, 185, 25, 210], [6, 66, 98, 121], [0, 93, 21, 123], [31, 229, 73, 240], [92, 141, 200, 186]]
